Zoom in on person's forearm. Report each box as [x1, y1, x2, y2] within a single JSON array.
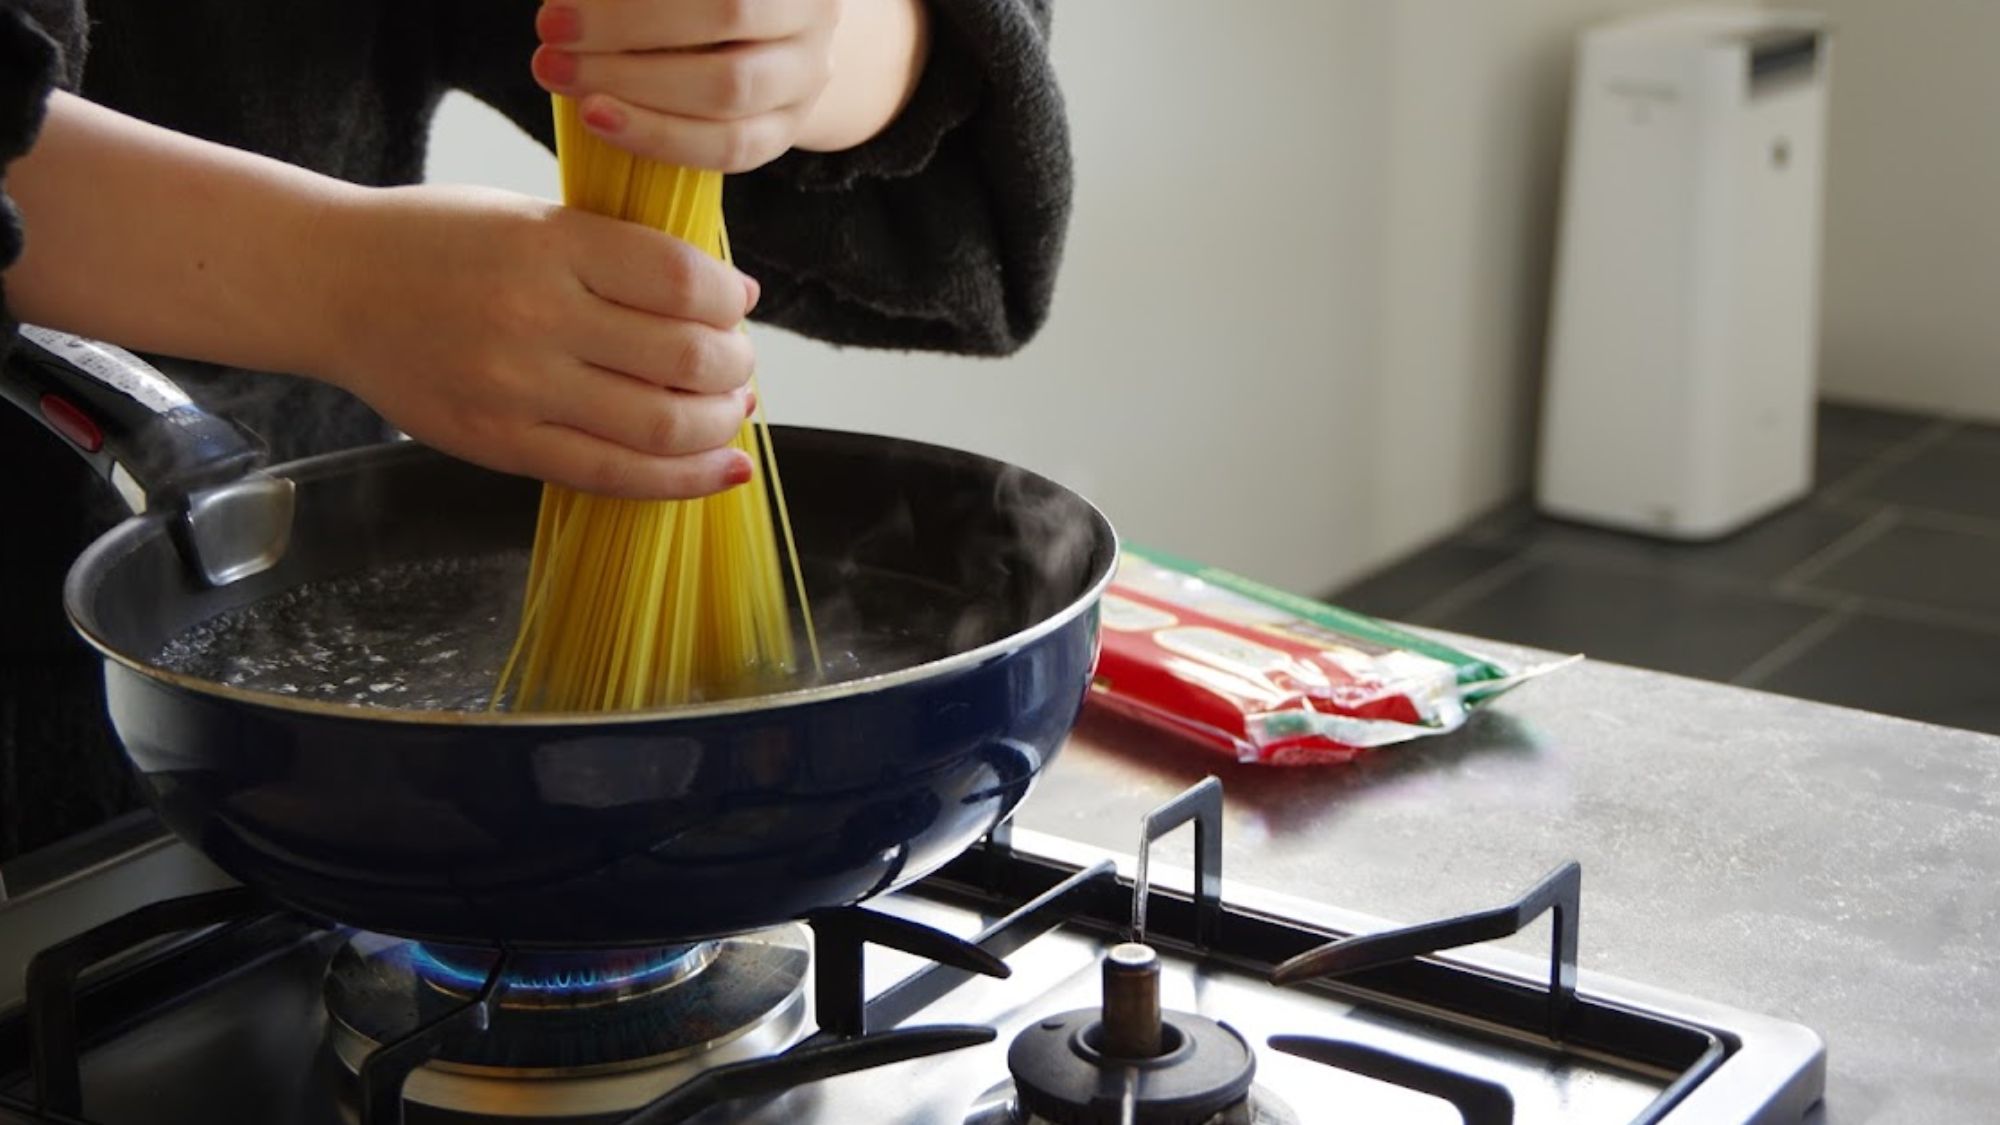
[[6, 92, 356, 378], [5, 95, 769, 501], [795, 0, 931, 153]]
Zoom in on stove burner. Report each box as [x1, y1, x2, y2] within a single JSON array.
[[968, 943, 1297, 1125], [324, 926, 809, 1119], [1009, 1008, 1256, 1124], [406, 941, 718, 1009]]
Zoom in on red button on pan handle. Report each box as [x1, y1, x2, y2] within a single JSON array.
[[38, 393, 105, 453]]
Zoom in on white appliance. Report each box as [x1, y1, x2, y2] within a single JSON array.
[[1537, 7, 1831, 539]]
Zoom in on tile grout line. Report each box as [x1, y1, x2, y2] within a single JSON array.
[[1404, 553, 1539, 625], [1811, 443, 1883, 497], [1859, 502, 2000, 543], [1774, 507, 1900, 590], [1732, 605, 1857, 688], [1820, 417, 1961, 506], [1792, 586, 2000, 639]]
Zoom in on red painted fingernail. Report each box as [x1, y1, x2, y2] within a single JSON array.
[[536, 5, 581, 45], [532, 47, 577, 88], [741, 273, 761, 314], [723, 453, 755, 487], [582, 100, 625, 135], [743, 389, 758, 418]]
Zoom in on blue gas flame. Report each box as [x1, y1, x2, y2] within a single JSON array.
[[405, 943, 698, 998]]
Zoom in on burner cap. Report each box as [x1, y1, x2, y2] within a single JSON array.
[[325, 928, 808, 1084], [1007, 1008, 1256, 1125]]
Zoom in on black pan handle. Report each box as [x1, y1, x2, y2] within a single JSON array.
[[3, 326, 267, 510], [2, 325, 294, 585]]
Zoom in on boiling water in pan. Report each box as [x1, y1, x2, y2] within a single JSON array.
[[152, 550, 986, 712]]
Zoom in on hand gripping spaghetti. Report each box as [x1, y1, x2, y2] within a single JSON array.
[[494, 97, 818, 711]]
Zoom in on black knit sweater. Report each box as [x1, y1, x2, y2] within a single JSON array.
[[0, 0, 1070, 859]]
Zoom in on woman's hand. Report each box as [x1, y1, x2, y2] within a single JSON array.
[[8, 95, 761, 501], [312, 184, 760, 500], [529, 0, 931, 172]]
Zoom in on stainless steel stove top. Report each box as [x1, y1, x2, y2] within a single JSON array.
[[0, 783, 1824, 1125]]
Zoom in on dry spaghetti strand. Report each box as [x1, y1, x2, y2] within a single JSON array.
[[494, 96, 818, 712]]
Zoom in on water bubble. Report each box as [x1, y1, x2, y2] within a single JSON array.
[[150, 549, 990, 713]]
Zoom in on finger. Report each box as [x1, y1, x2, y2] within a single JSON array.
[[546, 365, 752, 457], [538, 0, 823, 53], [533, 39, 827, 122], [563, 211, 752, 327], [518, 423, 754, 501], [572, 94, 801, 174], [568, 304, 755, 395]]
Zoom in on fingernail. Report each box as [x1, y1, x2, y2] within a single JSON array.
[[536, 4, 581, 45], [743, 389, 759, 419], [581, 99, 625, 135], [532, 47, 578, 88], [723, 452, 755, 487], [741, 273, 761, 314]]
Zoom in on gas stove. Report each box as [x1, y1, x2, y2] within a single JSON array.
[[0, 778, 1824, 1124]]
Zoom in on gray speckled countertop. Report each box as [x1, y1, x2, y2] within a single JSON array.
[[1012, 638, 2000, 1125]]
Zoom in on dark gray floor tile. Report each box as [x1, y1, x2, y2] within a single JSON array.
[[1814, 441, 1875, 492], [1514, 503, 1868, 586], [1817, 401, 1936, 455], [1348, 400, 1986, 713], [1756, 613, 2000, 736], [1329, 541, 1516, 619], [1947, 418, 2000, 450], [1412, 558, 1826, 682], [1448, 500, 1866, 586], [1455, 500, 1543, 547], [1800, 521, 2000, 621], [1850, 426, 2000, 522]]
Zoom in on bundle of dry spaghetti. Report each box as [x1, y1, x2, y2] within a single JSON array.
[[494, 96, 817, 711]]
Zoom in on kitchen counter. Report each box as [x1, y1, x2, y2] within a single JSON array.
[[1014, 641, 2000, 1125]]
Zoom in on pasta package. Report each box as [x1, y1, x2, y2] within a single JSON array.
[[1087, 545, 1574, 765]]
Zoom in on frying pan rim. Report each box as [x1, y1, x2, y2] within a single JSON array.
[[61, 429, 1118, 728]]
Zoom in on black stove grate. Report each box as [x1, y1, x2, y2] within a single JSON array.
[[15, 886, 293, 1118], [1270, 860, 1581, 1039], [0, 778, 1735, 1125], [617, 1026, 996, 1125], [355, 946, 512, 1125]]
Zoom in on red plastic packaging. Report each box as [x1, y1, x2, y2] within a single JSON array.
[[1088, 545, 1570, 765]]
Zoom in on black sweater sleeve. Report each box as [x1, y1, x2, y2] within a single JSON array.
[[438, 0, 1072, 357], [0, 0, 81, 336]]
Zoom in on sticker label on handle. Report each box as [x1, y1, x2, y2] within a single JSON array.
[[18, 325, 191, 413]]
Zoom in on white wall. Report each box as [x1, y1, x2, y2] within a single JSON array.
[[1367, 0, 1692, 558], [427, 0, 1693, 594], [1771, 0, 2000, 422]]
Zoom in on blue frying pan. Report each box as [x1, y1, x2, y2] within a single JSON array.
[[2, 329, 1114, 947]]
